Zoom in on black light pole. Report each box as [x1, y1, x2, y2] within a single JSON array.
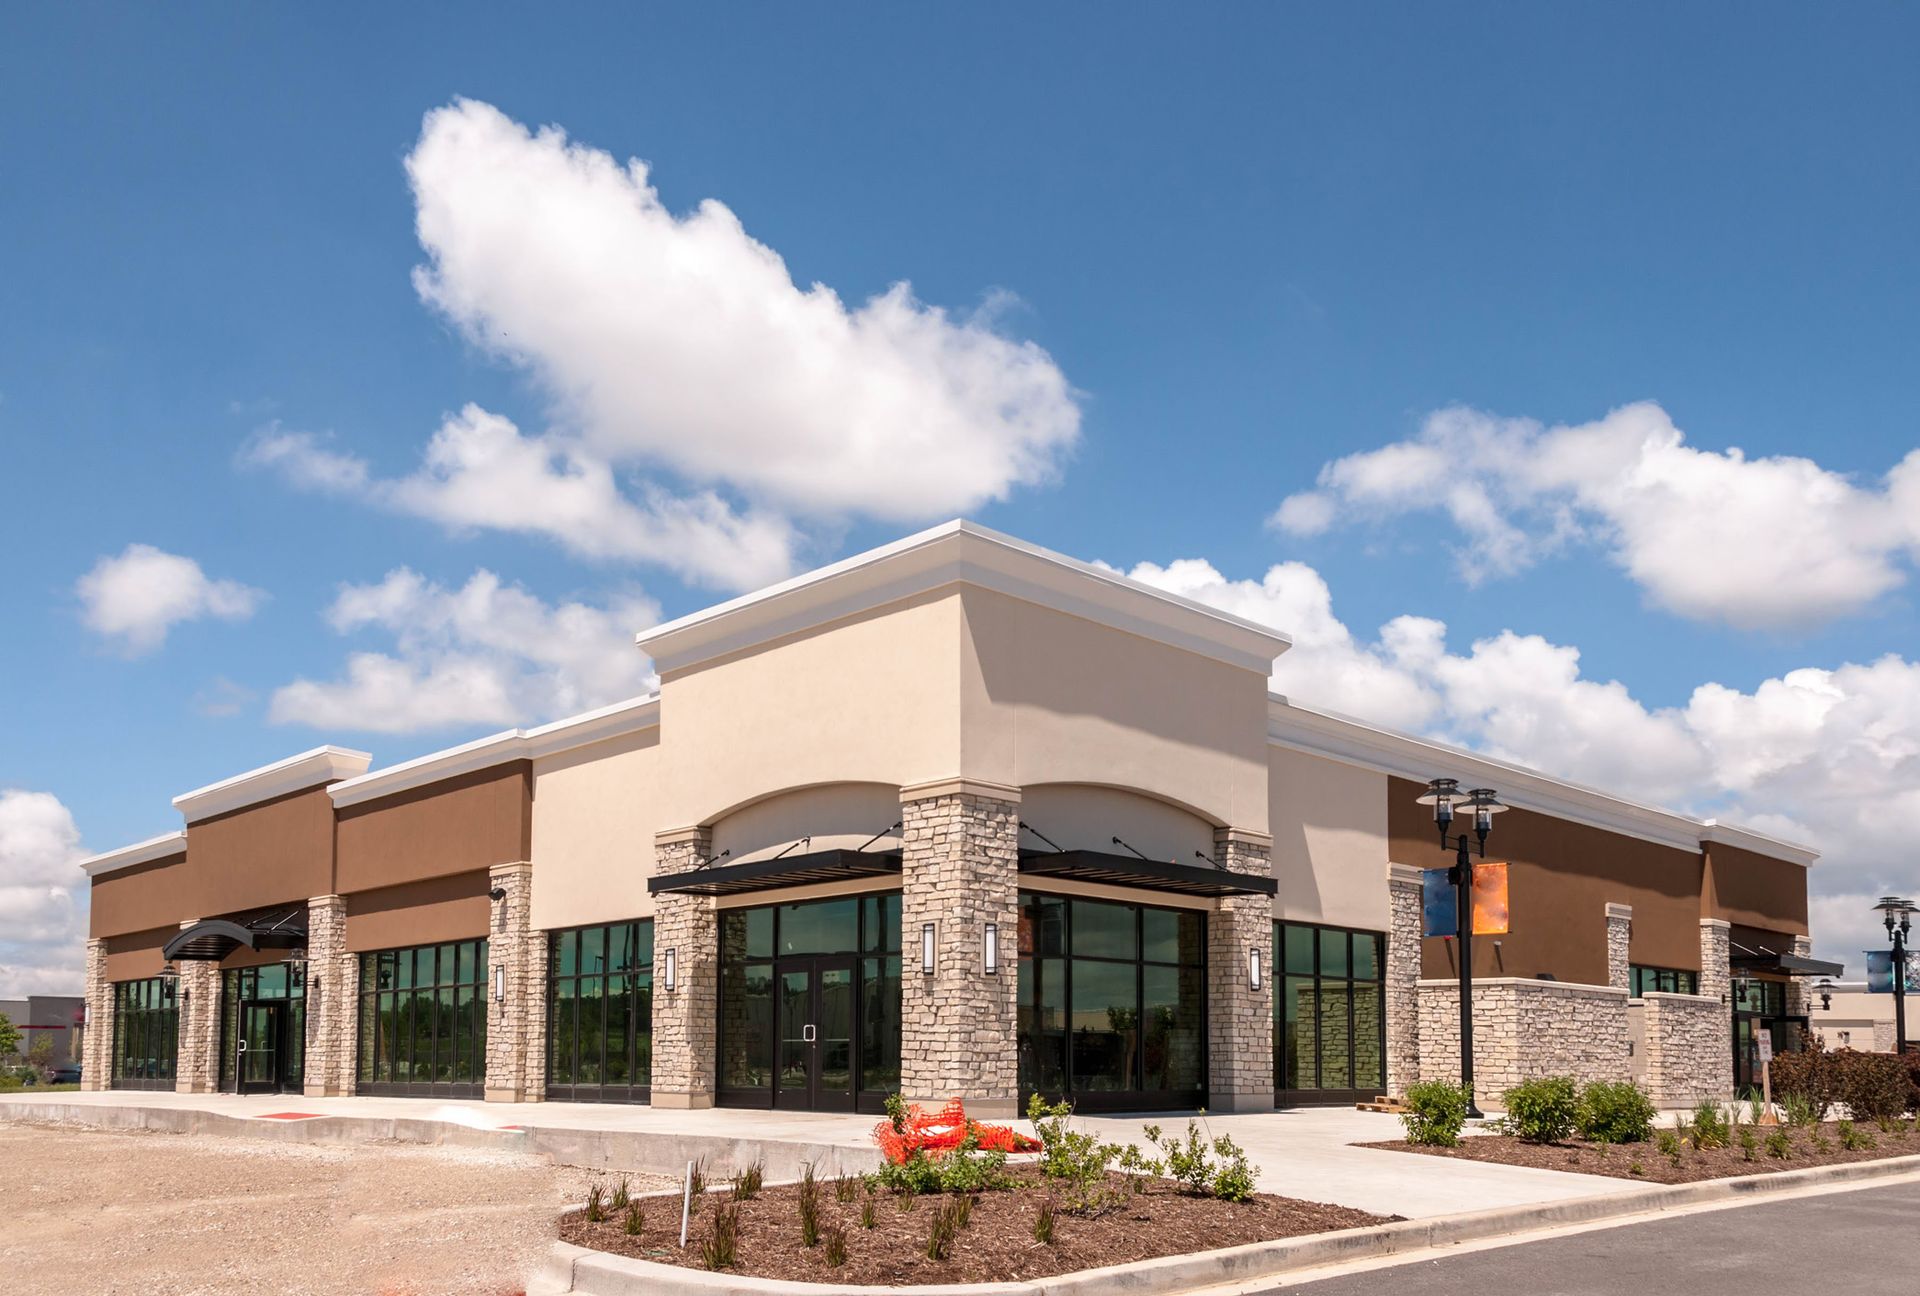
[[1417, 779, 1506, 1120], [1877, 896, 1915, 1055]]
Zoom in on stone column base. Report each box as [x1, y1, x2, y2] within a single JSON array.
[[81, 937, 113, 1092]]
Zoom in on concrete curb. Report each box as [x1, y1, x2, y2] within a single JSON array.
[[0, 1101, 879, 1182], [549, 1153, 1920, 1295]]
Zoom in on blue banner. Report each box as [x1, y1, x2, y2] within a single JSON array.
[[1865, 950, 1919, 993], [1422, 868, 1456, 938]]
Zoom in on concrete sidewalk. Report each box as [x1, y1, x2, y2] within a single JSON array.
[[0, 1091, 1632, 1219]]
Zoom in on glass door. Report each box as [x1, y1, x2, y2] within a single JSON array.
[[772, 956, 856, 1111], [237, 1001, 283, 1094]]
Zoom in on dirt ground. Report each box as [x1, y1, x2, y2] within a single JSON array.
[[0, 1122, 669, 1295]]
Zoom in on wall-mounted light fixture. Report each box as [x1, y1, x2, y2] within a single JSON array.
[[921, 922, 936, 976], [492, 964, 507, 1003], [1249, 946, 1263, 992], [664, 947, 677, 993], [984, 922, 999, 975]]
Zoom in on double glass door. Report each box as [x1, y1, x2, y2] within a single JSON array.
[[236, 1001, 292, 1094], [774, 956, 855, 1111]]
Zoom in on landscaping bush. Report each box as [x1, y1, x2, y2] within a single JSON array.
[[1502, 1076, 1578, 1143], [1140, 1119, 1261, 1202], [1576, 1080, 1657, 1144], [1830, 1051, 1912, 1123], [1903, 1048, 1920, 1114], [1689, 1100, 1730, 1150], [1770, 1043, 1837, 1121], [1025, 1094, 1125, 1211], [1401, 1080, 1472, 1148]]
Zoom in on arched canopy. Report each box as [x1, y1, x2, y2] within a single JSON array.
[[162, 906, 308, 962]]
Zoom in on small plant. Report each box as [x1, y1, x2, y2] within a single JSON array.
[[1838, 1120, 1875, 1151], [1576, 1080, 1657, 1144], [899, 1187, 918, 1212], [690, 1156, 708, 1197], [1690, 1101, 1730, 1151], [731, 1160, 764, 1201], [1401, 1079, 1473, 1148], [623, 1200, 645, 1237], [1033, 1194, 1057, 1244], [835, 1174, 859, 1204], [1765, 1128, 1792, 1159], [1503, 1076, 1579, 1144], [1655, 1129, 1683, 1165], [585, 1182, 608, 1224], [859, 1196, 877, 1229], [1780, 1091, 1820, 1129], [1809, 1127, 1832, 1153], [798, 1163, 823, 1247], [823, 1224, 848, 1268], [1141, 1119, 1261, 1202], [1737, 1127, 1759, 1162], [700, 1199, 740, 1271], [1627, 1158, 1645, 1176], [1876, 1115, 1899, 1136], [926, 1196, 969, 1260], [1025, 1093, 1126, 1211], [610, 1177, 631, 1210]]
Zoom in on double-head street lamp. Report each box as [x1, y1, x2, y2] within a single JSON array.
[[1875, 895, 1915, 1054], [1418, 778, 1507, 1119]]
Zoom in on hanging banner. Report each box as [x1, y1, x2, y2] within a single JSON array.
[[1421, 863, 1510, 937], [1865, 950, 1919, 994]]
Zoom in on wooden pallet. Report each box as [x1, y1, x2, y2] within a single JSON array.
[[1355, 1096, 1407, 1114]]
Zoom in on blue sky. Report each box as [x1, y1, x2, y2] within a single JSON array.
[[4, 5, 1918, 991]]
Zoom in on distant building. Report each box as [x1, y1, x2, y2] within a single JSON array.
[[0, 995, 86, 1069], [1806, 981, 1901, 1053]]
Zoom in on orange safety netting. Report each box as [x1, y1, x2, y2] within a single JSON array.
[[872, 1098, 1040, 1164]]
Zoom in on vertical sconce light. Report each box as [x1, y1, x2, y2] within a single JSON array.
[[664, 947, 677, 993], [1249, 946, 1263, 992], [492, 964, 507, 1003], [984, 922, 999, 975], [921, 922, 936, 976]]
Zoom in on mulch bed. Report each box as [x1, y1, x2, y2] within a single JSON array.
[[1367, 1120, 1920, 1184], [557, 1165, 1394, 1285]]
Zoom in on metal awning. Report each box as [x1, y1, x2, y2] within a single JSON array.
[[161, 905, 308, 962], [1017, 849, 1278, 899], [1732, 949, 1846, 978], [648, 849, 903, 898]]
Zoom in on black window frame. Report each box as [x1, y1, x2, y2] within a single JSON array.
[[217, 962, 307, 1093], [1274, 920, 1387, 1106], [546, 919, 654, 1103], [110, 977, 178, 1091], [354, 939, 488, 1099], [1629, 964, 1701, 997]]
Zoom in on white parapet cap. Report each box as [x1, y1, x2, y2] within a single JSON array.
[[326, 693, 660, 809], [171, 745, 373, 824], [1268, 695, 1819, 866], [634, 519, 1293, 677], [77, 829, 189, 878]]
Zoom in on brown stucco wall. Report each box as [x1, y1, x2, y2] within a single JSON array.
[[88, 852, 190, 939], [343, 871, 491, 954], [335, 763, 531, 896], [1388, 777, 1704, 986], [102, 927, 175, 982], [1704, 843, 1809, 937], [180, 784, 337, 915]]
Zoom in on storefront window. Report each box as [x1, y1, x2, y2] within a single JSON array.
[[111, 977, 178, 1090], [548, 920, 653, 1102], [1732, 978, 1787, 1016], [355, 940, 487, 1097], [1275, 922, 1385, 1101], [1017, 894, 1206, 1111], [1630, 965, 1700, 996]]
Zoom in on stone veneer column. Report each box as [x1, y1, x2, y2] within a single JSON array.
[[81, 937, 113, 1091], [1207, 827, 1275, 1113], [651, 827, 718, 1108], [1784, 935, 1814, 1026], [1606, 903, 1633, 992], [898, 780, 1021, 1117], [484, 861, 538, 1102], [1385, 863, 1424, 1098], [174, 924, 222, 1093], [303, 894, 355, 1097], [1698, 917, 1734, 1096]]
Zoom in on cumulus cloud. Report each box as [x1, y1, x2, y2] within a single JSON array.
[[0, 789, 86, 997], [1271, 402, 1920, 630], [268, 568, 659, 734], [75, 544, 265, 655], [1118, 554, 1920, 975]]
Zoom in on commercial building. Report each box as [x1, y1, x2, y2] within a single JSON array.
[[1806, 982, 1904, 1054], [1, 995, 85, 1072], [78, 522, 1827, 1113]]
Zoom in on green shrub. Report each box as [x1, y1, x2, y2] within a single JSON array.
[[1025, 1094, 1125, 1211], [1837, 1119, 1875, 1151], [1576, 1081, 1656, 1144], [1655, 1129, 1683, 1164], [1737, 1127, 1758, 1162], [1401, 1080, 1472, 1148], [1765, 1128, 1792, 1159], [1830, 1051, 1912, 1123], [1690, 1101, 1730, 1150], [1780, 1092, 1820, 1128], [1503, 1076, 1578, 1144], [1771, 1045, 1837, 1121], [1140, 1119, 1261, 1202]]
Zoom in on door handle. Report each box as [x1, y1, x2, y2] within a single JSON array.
[[236, 1039, 247, 1053], [802, 1024, 817, 1043]]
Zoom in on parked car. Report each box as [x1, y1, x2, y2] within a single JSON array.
[[49, 1065, 81, 1084]]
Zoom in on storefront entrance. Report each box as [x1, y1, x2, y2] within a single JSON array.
[[218, 963, 305, 1094], [236, 1001, 292, 1094], [774, 956, 857, 1111]]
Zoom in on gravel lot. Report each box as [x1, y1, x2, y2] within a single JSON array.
[[0, 1122, 671, 1295]]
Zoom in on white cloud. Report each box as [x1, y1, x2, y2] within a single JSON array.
[[1119, 553, 1920, 976], [1272, 402, 1920, 630], [268, 568, 659, 734], [75, 544, 265, 655], [0, 789, 86, 998]]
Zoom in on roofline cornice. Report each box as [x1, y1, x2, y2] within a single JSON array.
[[172, 746, 372, 824], [77, 829, 188, 878], [1268, 695, 1818, 865], [635, 520, 1292, 677], [327, 694, 660, 809]]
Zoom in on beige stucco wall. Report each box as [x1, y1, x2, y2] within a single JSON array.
[[957, 587, 1271, 832], [1018, 783, 1215, 864], [530, 726, 663, 931], [1268, 744, 1390, 933], [709, 782, 904, 863]]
